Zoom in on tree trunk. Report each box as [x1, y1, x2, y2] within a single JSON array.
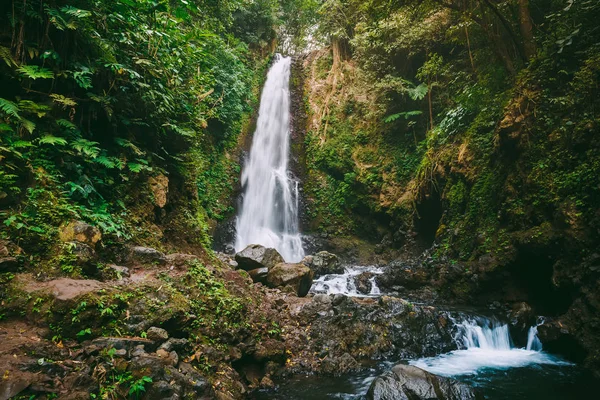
[[518, 0, 536, 60]]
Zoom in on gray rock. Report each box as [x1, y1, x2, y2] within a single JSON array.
[[354, 272, 375, 295], [367, 364, 481, 400], [129, 246, 166, 265], [234, 244, 284, 271], [266, 263, 314, 297], [91, 337, 153, 352], [146, 326, 169, 342], [247, 267, 269, 283], [303, 251, 343, 277], [159, 338, 189, 352]]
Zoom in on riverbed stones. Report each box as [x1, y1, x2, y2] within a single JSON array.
[[235, 244, 285, 271], [146, 326, 169, 342], [266, 263, 314, 297], [354, 272, 375, 294], [367, 364, 482, 400]]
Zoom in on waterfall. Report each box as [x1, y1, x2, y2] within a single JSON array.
[[411, 317, 570, 377], [457, 318, 514, 350], [235, 55, 304, 262]]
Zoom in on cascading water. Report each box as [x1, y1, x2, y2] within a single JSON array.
[[411, 317, 571, 377], [310, 265, 385, 297], [235, 55, 304, 262]]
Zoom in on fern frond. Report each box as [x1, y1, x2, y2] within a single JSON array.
[[60, 6, 92, 19], [114, 138, 144, 155], [18, 100, 51, 118], [95, 156, 117, 169], [71, 139, 100, 158], [407, 83, 428, 101], [383, 110, 423, 123], [0, 46, 17, 67], [0, 123, 14, 132], [56, 119, 78, 131], [0, 98, 21, 119], [20, 119, 36, 134], [39, 135, 68, 146], [127, 162, 143, 173], [17, 65, 54, 80], [50, 94, 78, 108]]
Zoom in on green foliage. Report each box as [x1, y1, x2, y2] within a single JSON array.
[[0, 0, 279, 265]]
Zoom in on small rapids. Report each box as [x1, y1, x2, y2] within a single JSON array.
[[310, 265, 384, 297], [411, 317, 571, 377]]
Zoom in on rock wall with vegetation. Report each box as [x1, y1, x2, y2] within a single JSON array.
[[295, 0, 600, 370]]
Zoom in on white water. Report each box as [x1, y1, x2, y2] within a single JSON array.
[[411, 318, 571, 377], [310, 265, 384, 297], [234, 55, 304, 262]]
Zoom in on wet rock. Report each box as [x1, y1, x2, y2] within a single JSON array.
[[148, 173, 169, 208], [266, 263, 314, 297], [377, 261, 429, 290], [128, 246, 166, 265], [235, 244, 284, 271], [248, 267, 269, 284], [354, 272, 374, 295], [146, 326, 169, 342], [509, 302, 534, 331], [320, 353, 359, 376], [302, 251, 343, 277], [59, 221, 101, 247], [367, 364, 482, 400]]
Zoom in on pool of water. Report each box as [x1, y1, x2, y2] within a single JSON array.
[[251, 361, 598, 400]]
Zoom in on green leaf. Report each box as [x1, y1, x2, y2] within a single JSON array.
[[71, 139, 100, 158], [56, 119, 78, 131], [50, 94, 78, 108], [127, 163, 143, 173], [38, 135, 68, 146], [17, 65, 54, 80], [407, 83, 428, 101], [0, 98, 21, 119], [384, 110, 422, 123]]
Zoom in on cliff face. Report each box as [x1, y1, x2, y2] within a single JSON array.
[[293, 15, 600, 371]]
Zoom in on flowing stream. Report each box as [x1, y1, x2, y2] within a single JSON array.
[[235, 55, 304, 262], [310, 265, 384, 297]]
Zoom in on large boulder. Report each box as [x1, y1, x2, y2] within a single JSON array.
[[367, 364, 481, 400], [234, 244, 284, 271], [58, 221, 101, 247], [302, 251, 343, 277], [148, 173, 169, 208], [266, 263, 314, 297]]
